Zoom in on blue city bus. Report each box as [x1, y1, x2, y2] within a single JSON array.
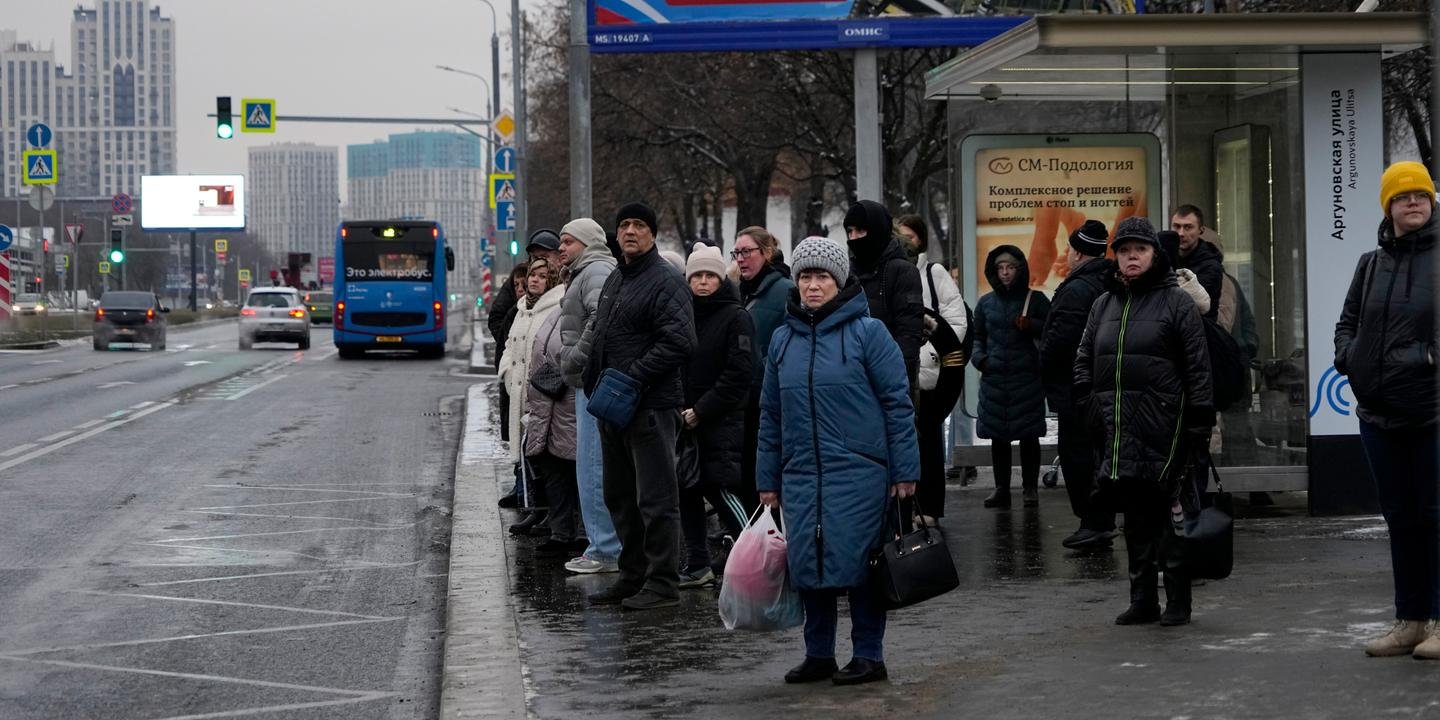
[[333, 220, 455, 359]]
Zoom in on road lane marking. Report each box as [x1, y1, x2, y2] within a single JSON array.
[[36, 430, 74, 443], [201, 484, 415, 497], [96, 381, 136, 389], [137, 560, 422, 587], [183, 360, 212, 366], [179, 509, 413, 525], [0, 443, 39, 458], [130, 401, 155, 409], [0, 617, 400, 656], [107, 409, 130, 418], [0, 402, 174, 473], [148, 694, 396, 719], [226, 373, 288, 400], [0, 384, 18, 391], [140, 542, 342, 563], [311, 348, 338, 361], [74, 590, 390, 620], [191, 496, 416, 511], [30, 359, 63, 365], [74, 419, 106, 429], [153, 523, 419, 543]]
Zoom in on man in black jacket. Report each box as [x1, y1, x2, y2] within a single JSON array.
[[845, 199, 925, 388], [1170, 204, 1223, 319], [583, 202, 698, 610], [1039, 220, 1116, 549]]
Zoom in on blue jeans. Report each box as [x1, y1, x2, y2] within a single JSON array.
[[575, 390, 620, 563], [1359, 419, 1440, 620], [799, 587, 887, 662]]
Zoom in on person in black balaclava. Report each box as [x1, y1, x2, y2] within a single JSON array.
[[844, 199, 925, 388]]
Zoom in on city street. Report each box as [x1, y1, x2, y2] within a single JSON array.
[[0, 317, 473, 719]]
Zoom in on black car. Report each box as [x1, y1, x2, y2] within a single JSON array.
[[94, 291, 169, 350]]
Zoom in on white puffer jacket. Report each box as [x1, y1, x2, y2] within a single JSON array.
[[916, 255, 969, 391], [497, 285, 564, 460]]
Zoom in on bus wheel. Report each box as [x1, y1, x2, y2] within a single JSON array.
[[337, 345, 362, 360], [421, 344, 445, 360]]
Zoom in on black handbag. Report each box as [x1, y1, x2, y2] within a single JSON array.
[[868, 499, 959, 610], [1183, 454, 1234, 581], [675, 427, 702, 490]]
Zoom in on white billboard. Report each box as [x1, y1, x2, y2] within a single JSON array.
[[141, 175, 246, 230], [1301, 53, 1383, 437]]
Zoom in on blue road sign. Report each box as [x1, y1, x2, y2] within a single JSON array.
[[481, 253, 493, 268], [22, 150, 57, 185], [26, 123, 53, 147], [494, 147, 516, 174], [496, 200, 516, 231], [0, 224, 13, 252]]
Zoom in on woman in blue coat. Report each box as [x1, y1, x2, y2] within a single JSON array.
[[973, 244, 1051, 509], [756, 237, 920, 687]]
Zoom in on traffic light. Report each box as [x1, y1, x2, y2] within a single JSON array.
[[216, 96, 233, 139], [508, 239, 519, 256], [109, 228, 125, 263]]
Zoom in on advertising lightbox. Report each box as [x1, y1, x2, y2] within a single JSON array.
[[140, 175, 247, 231]]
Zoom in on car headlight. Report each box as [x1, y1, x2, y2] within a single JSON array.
[[35, 305, 45, 312]]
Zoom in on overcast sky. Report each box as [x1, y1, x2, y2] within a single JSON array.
[[9, 0, 549, 202]]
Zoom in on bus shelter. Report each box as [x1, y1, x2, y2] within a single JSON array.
[[924, 12, 1428, 514]]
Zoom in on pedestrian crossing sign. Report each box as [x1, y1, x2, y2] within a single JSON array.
[[241, 98, 276, 133], [22, 149, 57, 185], [489, 173, 516, 209]]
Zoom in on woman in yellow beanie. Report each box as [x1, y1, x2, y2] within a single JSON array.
[[1334, 160, 1439, 659]]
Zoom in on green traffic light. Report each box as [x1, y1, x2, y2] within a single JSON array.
[[217, 123, 234, 139], [508, 240, 519, 256], [109, 249, 125, 263]]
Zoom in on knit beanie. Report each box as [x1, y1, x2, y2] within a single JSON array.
[[615, 202, 658, 234], [685, 244, 726, 280], [659, 250, 686, 274], [1112, 216, 1159, 251], [992, 251, 1020, 267], [560, 218, 606, 248], [790, 237, 850, 285], [1068, 219, 1109, 257], [1380, 161, 1436, 211]]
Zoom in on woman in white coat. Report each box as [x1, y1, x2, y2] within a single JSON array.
[[497, 258, 565, 532], [897, 215, 969, 523]]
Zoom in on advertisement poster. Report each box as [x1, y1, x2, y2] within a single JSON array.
[[1301, 53, 1382, 437], [963, 135, 1160, 300], [140, 175, 247, 231]]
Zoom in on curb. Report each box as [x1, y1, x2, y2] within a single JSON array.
[[439, 384, 528, 720]]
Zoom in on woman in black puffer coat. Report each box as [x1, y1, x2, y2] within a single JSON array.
[[1334, 161, 1438, 659], [678, 246, 755, 587], [973, 245, 1050, 509], [1075, 217, 1213, 628]]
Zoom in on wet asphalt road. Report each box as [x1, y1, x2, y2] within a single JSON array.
[[482, 388, 1440, 718], [0, 317, 473, 719]]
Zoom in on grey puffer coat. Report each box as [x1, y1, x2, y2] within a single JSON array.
[[973, 245, 1050, 441], [1334, 213, 1438, 430], [557, 243, 618, 388], [525, 311, 577, 459]]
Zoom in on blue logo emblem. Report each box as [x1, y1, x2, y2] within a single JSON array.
[[1308, 365, 1352, 418]]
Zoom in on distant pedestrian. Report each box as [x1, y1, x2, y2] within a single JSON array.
[[973, 245, 1050, 509], [554, 218, 622, 575], [1334, 161, 1439, 659], [1075, 217, 1213, 627], [734, 226, 795, 511], [497, 259, 565, 534], [678, 244, 754, 588], [845, 200, 925, 387], [896, 214, 968, 523], [583, 202, 697, 610], [1040, 220, 1116, 548], [524, 308, 584, 558], [757, 236, 919, 687]]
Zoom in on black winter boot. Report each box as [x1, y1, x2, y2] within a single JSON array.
[[1161, 572, 1192, 626]]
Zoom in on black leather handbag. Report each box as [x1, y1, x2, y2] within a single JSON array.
[[868, 499, 959, 610], [1183, 454, 1234, 581], [527, 320, 567, 400]]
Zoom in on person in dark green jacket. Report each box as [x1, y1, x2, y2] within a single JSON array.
[[735, 226, 795, 511]]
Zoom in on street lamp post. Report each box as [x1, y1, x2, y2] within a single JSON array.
[[472, 0, 503, 121]]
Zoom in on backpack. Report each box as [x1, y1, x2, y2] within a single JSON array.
[[924, 263, 975, 362], [1202, 315, 1246, 412]]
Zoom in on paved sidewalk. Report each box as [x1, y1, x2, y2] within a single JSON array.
[[444, 380, 1440, 719]]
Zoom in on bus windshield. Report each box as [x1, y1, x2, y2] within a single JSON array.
[[342, 240, 435, 282]]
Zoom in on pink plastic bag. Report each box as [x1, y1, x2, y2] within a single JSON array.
[[718, 505, 803, 631]]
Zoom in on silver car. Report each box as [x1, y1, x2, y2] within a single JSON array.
[[239, 287, 310, 350]]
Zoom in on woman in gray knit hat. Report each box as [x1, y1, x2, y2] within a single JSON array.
[[756, 236, 920, 686]]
